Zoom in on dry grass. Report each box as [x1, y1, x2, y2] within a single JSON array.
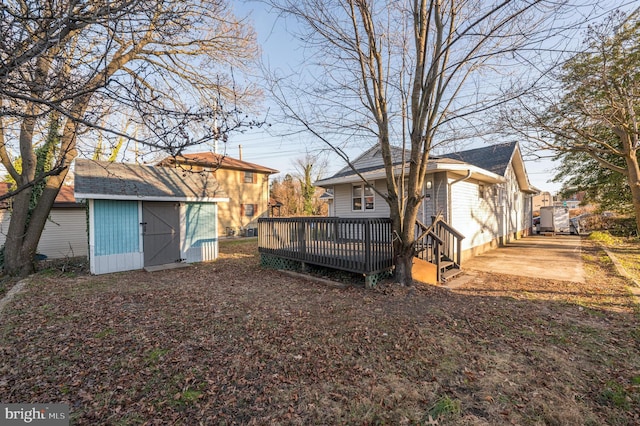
[[1, 238, 639, 425]]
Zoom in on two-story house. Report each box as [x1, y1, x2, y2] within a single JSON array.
[[158, 153, 279, 237]]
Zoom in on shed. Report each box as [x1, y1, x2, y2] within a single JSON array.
[[74, 159, 228, 275]]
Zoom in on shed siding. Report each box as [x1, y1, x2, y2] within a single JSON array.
[[183, 202, 218, 263], [93, 200, 140, 256], [333, 180, 390, 218]]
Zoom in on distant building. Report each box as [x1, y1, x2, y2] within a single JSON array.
[[158, 153, 279, 237], [555, 191, 585, 209], [532, 191, 553, 213]]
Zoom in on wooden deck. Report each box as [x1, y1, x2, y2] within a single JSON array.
[[258, 216, 464, 285], [258, 217, 393, 276]]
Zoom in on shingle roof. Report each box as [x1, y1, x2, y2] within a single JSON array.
[[159, 152, 279, 174], [322, 142, 518, 181], [438, 141, 517, 176], [74, 159, 228, 200]]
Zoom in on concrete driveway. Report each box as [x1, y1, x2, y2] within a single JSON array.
[[462, 234, 585, 283]]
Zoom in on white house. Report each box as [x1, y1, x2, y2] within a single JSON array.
[[314, 142, 539, 261]]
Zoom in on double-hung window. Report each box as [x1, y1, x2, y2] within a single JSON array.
[[244, 171, 255, 183], [352, 184, 374, 211]]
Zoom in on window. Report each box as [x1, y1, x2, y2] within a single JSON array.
[[242, 204, 256, 217], [244, 171, 255, 183], [352, 184, 374, 211]]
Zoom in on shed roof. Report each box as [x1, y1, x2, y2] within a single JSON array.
[[159, 152, 279, 174], [74, 159, 229, 202]]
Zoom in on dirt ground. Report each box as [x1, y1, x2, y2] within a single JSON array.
[[1, 238, 639, 425]]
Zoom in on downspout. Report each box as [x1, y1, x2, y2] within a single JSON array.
[[447, 170, 473, 223]]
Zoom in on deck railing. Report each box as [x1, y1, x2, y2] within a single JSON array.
[[258, 217, 393, 275]]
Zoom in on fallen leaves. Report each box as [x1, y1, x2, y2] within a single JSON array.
[[0, 239, 638, 425]]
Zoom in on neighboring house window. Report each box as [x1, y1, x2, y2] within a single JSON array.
[[244, 171, 255, 183], [352, 184, 374, 211], [242, 204, 256, 217]]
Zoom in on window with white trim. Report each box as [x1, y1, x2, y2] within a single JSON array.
[[352, 184, 375, 211]]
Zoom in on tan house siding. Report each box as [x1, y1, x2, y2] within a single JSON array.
[[158, 154, 277, 237], [215, 168, 270, 236]]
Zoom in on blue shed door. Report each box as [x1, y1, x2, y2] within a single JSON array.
[[142, 202, 181, 266]]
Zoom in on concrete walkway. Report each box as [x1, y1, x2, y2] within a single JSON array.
[[462, 234, 585, 283]]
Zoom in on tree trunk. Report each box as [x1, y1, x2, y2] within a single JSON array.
[[3, 189, 36, 276], [393, 242, 415, 286], [3, 112, 77, 276], [4, 183, 64, 276], [391, 198, 421, 286], [625, 154, 640, 236]]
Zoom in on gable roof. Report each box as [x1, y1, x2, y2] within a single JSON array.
[[315, 141, 537, 193], [158, 152, 279, 174], [438, 141, 517, 176], [74, 159, 228, 202]]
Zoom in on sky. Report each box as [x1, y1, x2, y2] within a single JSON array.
[[228, 1, 572, 194], [3, 1, 627, 195]]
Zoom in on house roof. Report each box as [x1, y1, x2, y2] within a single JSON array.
[[438, 141, 517, 176], [74, 159, 229, 202], [0, 182, 82, 208], [315, 142, 537, 193], [158, 152, 279, 175]]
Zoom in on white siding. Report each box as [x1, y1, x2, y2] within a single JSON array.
[[0, 210, 9, 246], [421, 172, 448, 225], [332, 180, 390, 218], [92, 252, 144, 275], [449, 178, 500, 252], [337, 146, 403, 174], [0, 208, 88, 259], [501, 164, 531, 241], [38, 209, 88, 258]]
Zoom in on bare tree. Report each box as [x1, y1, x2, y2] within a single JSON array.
[[265, 0, 591, 285], [0, 0, 259, 275]]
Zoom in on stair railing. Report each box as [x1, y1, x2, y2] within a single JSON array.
[[414, 215, 465, 282]]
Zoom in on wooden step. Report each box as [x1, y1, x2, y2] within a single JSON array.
[[439, 260, 454, 270], [441, 267, 463, 282]]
